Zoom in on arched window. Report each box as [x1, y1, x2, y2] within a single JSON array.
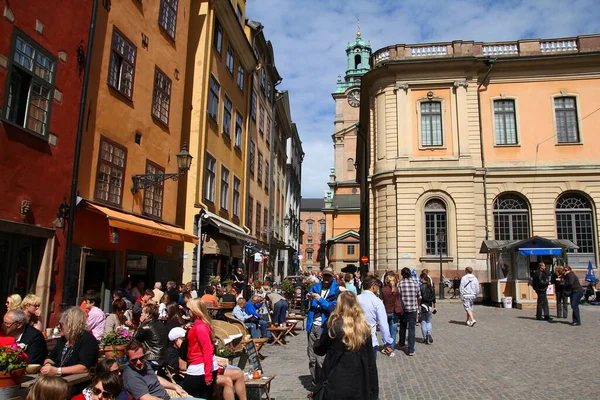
[[306, 249, 314, 261], [424, 199, 447, 256], [307, 220, 314, 233], [354, 54, 361, 69], [556, 193, 595, 254], [347, 158, 354, 171], [493, 194, 530, 240]]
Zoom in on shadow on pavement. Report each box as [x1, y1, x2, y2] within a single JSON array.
[[448, 320, 468, 326], [298, 374, 313, 391]]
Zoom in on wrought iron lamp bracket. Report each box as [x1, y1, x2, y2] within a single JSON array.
[[131, 172, 183, 193]]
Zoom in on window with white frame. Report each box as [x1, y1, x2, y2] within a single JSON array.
[[233, 177, 240, 217], [143, 161, 164, 218], [207, 75, 219, 121], [307, 249, 314, 261], [424, 199, 447, 255], [226, 45, 234, 74], [220, 165, 230, 210], [494, 194, 530, 240], [494, 99, 517, 145], [307, 220, 314, 233], [264, 161, 269, 191], [266, 117, 271, 145], [257, 152, 263, 184], [213, 18, 222, 54], [347, 244, 355, 255], [4, 32, 56, 137], [151, 68, 171, 125], [420, 101, 443, 147], [222, 95, 232, 137], [554, 97, 580, 143], [556, 193, 595, 254], [319, 220, 325, 234], [235, 111, 243, 149], [108, 29, 136, 99], [237, 66, 244, 91], [159, 0, 178, 39], [95, 138, 127, 206], [203, 153, 216, 202], [259, 105, 264, 134]]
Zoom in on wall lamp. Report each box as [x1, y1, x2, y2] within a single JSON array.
[[131, 142, 193, 193], [284, 216, 290, 227]]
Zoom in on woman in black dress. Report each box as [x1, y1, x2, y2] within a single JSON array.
[[313, 291, 378, 400]]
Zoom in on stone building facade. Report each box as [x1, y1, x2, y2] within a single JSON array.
[[357, 35, 600, 281]]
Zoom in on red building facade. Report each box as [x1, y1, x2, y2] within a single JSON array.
[[0, 0, 93, 326]]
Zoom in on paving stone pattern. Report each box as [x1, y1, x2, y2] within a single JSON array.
[[258, 304, 600, 399]]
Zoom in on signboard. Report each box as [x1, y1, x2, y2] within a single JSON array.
[[237, 341, 263, 373], [361, 255, 369, 264], [254, 253, 263, 262]]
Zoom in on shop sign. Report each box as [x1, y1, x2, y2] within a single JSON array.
[[254, 253, 263, 262]]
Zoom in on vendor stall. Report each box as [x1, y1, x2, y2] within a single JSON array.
[[480, 236, 578, 308]]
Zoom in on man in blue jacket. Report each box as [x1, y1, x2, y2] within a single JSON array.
[[306, 266, 339, 388]]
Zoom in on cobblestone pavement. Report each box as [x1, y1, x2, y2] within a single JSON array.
[[258, 304, 600, 399]]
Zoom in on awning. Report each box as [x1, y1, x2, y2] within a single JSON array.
[[519, 248, 562, 256], [84, 201, 198, 244], [203, 236, 231, 256], [202, 210, 256, 244], [480, 236, 578, 254]]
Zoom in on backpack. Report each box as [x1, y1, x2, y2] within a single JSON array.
[[421, 285, 435, 303]]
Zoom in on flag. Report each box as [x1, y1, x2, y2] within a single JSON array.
[[109, 227, 119, 244], [585, 260, 596, 283]]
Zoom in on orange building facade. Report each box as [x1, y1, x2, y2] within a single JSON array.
[[300, 199, 326, 271]]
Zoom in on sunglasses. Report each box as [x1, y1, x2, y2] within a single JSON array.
[[129, 355, 146, 364], [92, 387, 115, 399]]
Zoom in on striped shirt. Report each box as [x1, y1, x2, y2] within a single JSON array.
[[398, 279, 421, 312]]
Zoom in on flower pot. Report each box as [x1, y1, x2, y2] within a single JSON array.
[[103, 345, 126, 359], [0, 368, 26, 388]]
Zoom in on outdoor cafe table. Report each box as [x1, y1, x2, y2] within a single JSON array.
[[20, 372, 91, 389], [245, 374, 276, 400]]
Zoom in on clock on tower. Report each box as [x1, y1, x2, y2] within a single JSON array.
[[347, 89, 360, 107]]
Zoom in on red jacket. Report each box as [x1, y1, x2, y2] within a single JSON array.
[[186, 319, 214, 378]]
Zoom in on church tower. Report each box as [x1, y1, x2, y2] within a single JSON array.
[[324, 26, 372, 272]]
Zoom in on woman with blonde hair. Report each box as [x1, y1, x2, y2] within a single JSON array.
[[26, 375, 68, 400], [41, 307, 98, 394], [6, 294, 22, 311], [182, 298, 218, 399], [313, 291, 378, 400], [21, 294, 43, 331]]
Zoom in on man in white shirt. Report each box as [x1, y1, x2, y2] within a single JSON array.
[[358, 277, 393, 358], [152, 282, 164, 303]]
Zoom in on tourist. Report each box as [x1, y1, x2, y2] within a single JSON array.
[[112, 289, 132, 310], [3, 309, 47, 364], [133, 303, 168, 368], [421, 269, 434, 286], [41, 307, 98, 394], [6, 293, 22, 311], [419, 271, 436, 344], [459, 267, 480, 327], [73, 358, 128, 400], [398, 267, 420, 356], [532, 262, 552, 321], [165, 302, 185, 333], [186, 282, 199, 299], [223, 287, 239, 303], [153, 282, 164, 304], [131, 280, 145, 300], [306, 266, 339, 390], [123, 340, 190, 399], [201, 286, 220, 308], [381, 274, 401, 350], [552, 266, 568, 319], [104, 298, 132, 334], [563, 266, 584, 326], [313, 291, 378, 400], [120, 279, 135, 303], [167, 280, 180, 304], [245, 296, 271, 338], [26, 375, 68, 400], [166, 327, 189, 373], [215, 287, 225, 303], [133, 289, 154, 323], [232, 298, 265, 339], [158, 294, 169, 319], [182, 298, 218, 399], [359, 276, 394, 358], [265, 291, 288, 326], [233, 267, 246, 298], [21, 294, 43, 331], [84, 291, 106, 340], [343, 273, 357, 294]]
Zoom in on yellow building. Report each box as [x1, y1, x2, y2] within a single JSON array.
[[69, 0, 196, 305], [358, 35, 600, 306], [181, 0, 257, 285]]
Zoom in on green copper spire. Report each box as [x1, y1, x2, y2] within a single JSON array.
[[335, 21, 372, 94]]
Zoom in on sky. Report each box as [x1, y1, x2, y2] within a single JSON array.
[[246, 0, 600, 199]]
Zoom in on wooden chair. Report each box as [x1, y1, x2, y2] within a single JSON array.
[[292, 287, 303, 309]]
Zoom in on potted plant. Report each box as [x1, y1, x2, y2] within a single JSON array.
[[281, 279, 295, 301], [100, 330, 131, 359], [222, 279, 234, 291], [0, 341, 28, 397], [208, 275, 221, 287]]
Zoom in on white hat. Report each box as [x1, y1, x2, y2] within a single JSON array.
[[168, 327, 186, 341]]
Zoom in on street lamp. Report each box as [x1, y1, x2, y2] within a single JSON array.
[[131, 142, 193, 193], [436, 230, 446, 300]]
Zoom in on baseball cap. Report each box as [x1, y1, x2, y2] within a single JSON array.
[[168, 327, 186, 341], [322, 266, 334, 276]]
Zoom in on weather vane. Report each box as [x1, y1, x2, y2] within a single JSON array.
[[357, 16, 361, 37]]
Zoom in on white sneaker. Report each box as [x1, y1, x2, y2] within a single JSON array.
[[471, 320, 476, 327], [466, 320, 473, 326]]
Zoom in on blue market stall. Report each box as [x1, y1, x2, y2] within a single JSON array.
[[480, 236, 578, 308]]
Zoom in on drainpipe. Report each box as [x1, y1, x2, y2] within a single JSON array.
[[63, 0, 99, 309], [476, 58, 496, 240]]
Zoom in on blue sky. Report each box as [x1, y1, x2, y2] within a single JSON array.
[[246, 0, 600, 198]]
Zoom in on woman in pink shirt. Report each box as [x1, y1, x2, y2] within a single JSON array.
[[182, 298, 217, 399], [84, 291, 106, 341]]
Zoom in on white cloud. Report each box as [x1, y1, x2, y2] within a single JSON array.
[[246, 0, 600, 198]]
